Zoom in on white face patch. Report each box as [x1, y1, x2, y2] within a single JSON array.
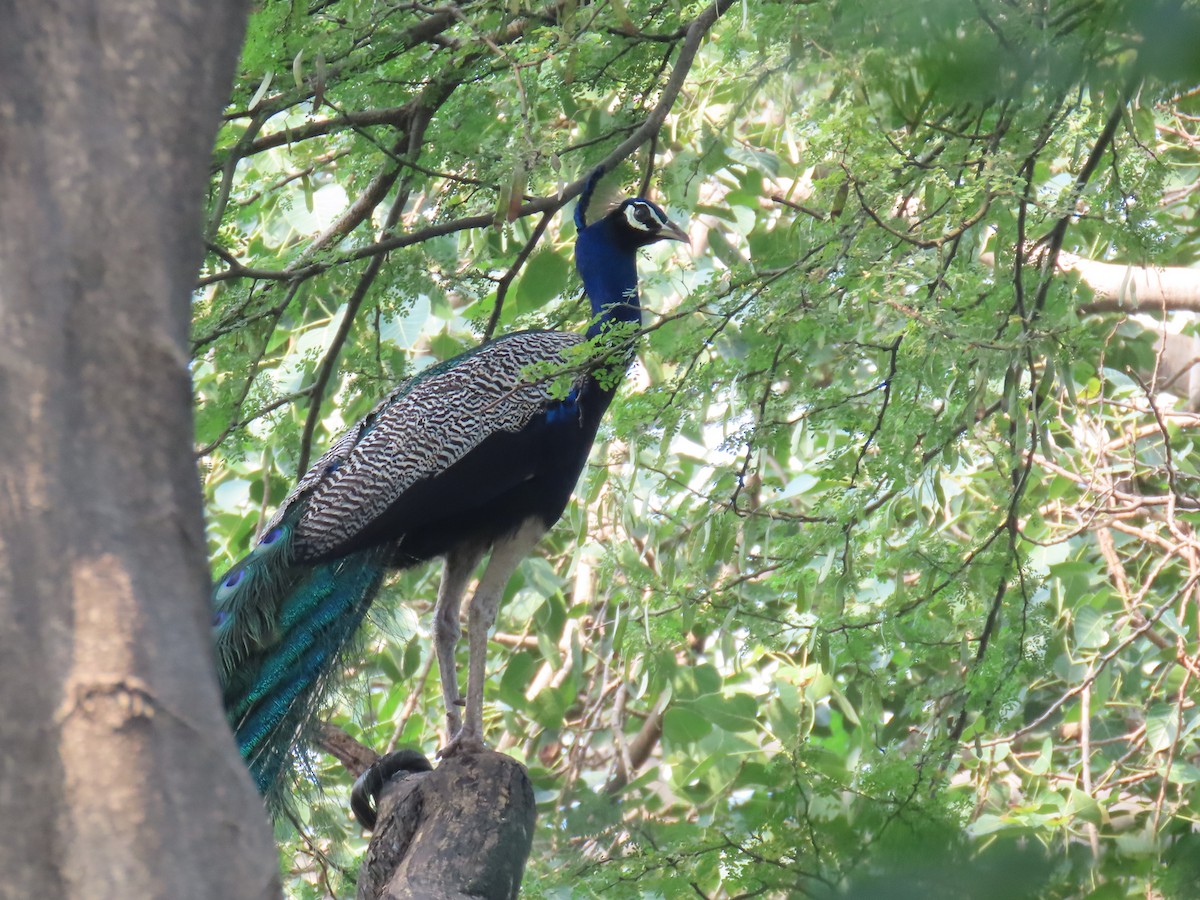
[[623, 201, 666, 233]]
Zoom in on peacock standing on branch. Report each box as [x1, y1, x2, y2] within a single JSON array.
[[212, 167, 688, 795]]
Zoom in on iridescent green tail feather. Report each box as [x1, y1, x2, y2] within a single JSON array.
[[212, 511, 390, 795]]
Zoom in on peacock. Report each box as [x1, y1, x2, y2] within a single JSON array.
[[211, 166, 688, 795]]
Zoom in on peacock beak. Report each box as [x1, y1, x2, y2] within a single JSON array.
[[660, 218, 690, 245]]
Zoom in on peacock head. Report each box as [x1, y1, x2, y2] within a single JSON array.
[[609, 197, 689, 249], [574, 171, 688, 338], [575, 165, 688, 251]]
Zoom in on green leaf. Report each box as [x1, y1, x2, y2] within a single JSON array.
[[1073, 606, 1110, 650], [1147, 703, 1180, 753], [690, 692, 759, 733], [1027, 737, 1053, 776], [514, 251, 570, 315], [498, 652, 537, 708], [663, 706, 713, 745]]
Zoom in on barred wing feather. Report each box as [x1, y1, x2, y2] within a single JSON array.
[[294, 330, 586, 559]]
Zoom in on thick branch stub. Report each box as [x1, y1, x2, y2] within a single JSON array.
[[357, 751, 536, 900], [1057, 251, 1200, 313], [980, 246, 1200, 313]]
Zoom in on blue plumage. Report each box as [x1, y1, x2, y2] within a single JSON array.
[[213, 168, 686, 796]]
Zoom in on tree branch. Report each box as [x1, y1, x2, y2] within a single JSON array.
[[483, 211, 554, 342], [981, 247, 1200, 314], [356, 752, 535, 900]]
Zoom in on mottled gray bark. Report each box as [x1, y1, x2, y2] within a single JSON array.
[[357, 751, 536, 900], [0, 2, 278, 897]]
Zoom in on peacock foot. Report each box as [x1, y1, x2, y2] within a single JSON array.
[[437, 726, 487, 758]]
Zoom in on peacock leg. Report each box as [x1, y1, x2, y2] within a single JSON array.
[[433, 542, 485, 739], [441, 518, 546, 756]]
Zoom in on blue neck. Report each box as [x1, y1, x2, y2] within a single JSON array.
[[575, 216, 641, 342]]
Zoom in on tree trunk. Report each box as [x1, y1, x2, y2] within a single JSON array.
[[0, 2, 278, 897], [357, 751, 536, 900]]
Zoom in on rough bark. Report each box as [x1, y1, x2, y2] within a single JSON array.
[[0, 2, 278, 897], [357, 751, 536, 900]]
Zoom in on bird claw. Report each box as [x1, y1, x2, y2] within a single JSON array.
[[437, 728, 487, 759]]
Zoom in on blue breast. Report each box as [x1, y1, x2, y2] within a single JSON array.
[[544, 387, 581, 425]]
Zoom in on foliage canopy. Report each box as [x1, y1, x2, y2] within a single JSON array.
[[198, 0, 1200, 895]]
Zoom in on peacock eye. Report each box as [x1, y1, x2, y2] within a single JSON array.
[[625, 201, 663, 232]]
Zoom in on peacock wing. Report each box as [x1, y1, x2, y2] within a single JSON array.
[[293, 330, 586, 559]]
